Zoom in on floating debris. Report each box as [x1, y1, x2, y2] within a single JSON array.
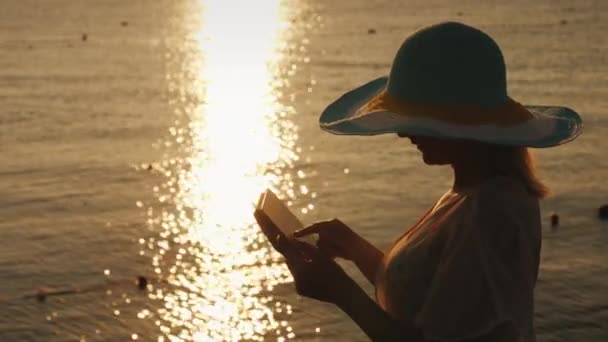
[[136, 276, 148, 290], [550, 213, 559, 227], [36, 288, 48, 302], [599, 205, 608, 220]]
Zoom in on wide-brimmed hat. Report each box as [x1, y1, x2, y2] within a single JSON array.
[[319, 22, 582, 148]]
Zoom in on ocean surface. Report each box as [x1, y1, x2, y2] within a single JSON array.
[[1, 0, 607, 341]]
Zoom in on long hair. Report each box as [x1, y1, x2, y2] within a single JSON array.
[[486, 145, 550, 198]]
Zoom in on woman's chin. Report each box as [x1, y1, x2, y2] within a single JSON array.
[[421, 154, 449, 165]]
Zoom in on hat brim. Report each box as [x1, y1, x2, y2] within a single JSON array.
[[319, 77, 583, 148]]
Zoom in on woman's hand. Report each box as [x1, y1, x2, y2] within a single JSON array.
[[254, 210, 355, 304], [294, 219, 384, 285], [293, 218, 362, 261], [254, 212, 421, 341], [278, 236, 355, 304]]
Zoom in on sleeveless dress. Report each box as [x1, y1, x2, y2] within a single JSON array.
[[374, 176, 541, 341]]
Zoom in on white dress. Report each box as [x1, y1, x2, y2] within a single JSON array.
[[374, 176, 541, 341]]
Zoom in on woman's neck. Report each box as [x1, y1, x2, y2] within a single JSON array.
[[451, 159, 499, 193]]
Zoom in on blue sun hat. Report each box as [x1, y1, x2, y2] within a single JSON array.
[[319, 22, 582, 148]]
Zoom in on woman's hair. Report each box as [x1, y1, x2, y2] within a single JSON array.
[[486, 145, 550, 198]]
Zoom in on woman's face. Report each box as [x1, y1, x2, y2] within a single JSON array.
[[400, 134, 476, 165]]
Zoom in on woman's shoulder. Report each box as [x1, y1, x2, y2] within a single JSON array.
[[459, 176, 541, 251], [474, 175, 536, 203], [469, 176, 540, 224]]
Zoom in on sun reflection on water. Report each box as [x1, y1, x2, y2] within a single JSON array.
[[140, 0, 309, 340]]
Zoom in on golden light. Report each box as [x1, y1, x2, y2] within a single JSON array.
[[139, 0, 305, 340]]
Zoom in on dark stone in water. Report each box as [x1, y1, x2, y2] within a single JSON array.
[[599, 205, 608, 220], [136, 276, 148, 290], [550, 213, 559, 227], [36, 288, 47, 302]]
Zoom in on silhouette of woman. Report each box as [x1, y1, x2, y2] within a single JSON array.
[[257, 22, 582, 341]]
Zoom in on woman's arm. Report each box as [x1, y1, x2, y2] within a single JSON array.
[[462, 322, 519, 342], [272, 225, 518, 342], [335, 278, 425, 342], [351, 237, 384, 285], [335, 278, 519, 342]]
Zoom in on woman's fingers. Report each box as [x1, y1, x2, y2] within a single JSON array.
[[292, 239, 317, 254], [275, 235, 301, 260], [280, 236, 327, 270], [295, 218, 348, 238], [255, 210, 307, 259], [293, 222, 325, 237], [254, 210, 282, 245], [289, 240, 316, 262], [316, 239, 341, 259], [296, 219, 344, 236]]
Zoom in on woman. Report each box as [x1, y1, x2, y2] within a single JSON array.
[[257, 22, 582, 341]]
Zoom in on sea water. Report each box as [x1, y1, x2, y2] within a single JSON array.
[[1, 0, 606, 341]]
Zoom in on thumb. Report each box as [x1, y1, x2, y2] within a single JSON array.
[[277, 235, 305, 263]]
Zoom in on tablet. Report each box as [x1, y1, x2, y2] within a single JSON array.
[[255, 189, 315, 245]]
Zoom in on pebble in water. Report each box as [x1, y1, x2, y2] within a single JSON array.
[[598, 205, 608, 220], [36, 288, 48, 302], [136, 276, 148, 290], [550, 213, 559, 228]]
